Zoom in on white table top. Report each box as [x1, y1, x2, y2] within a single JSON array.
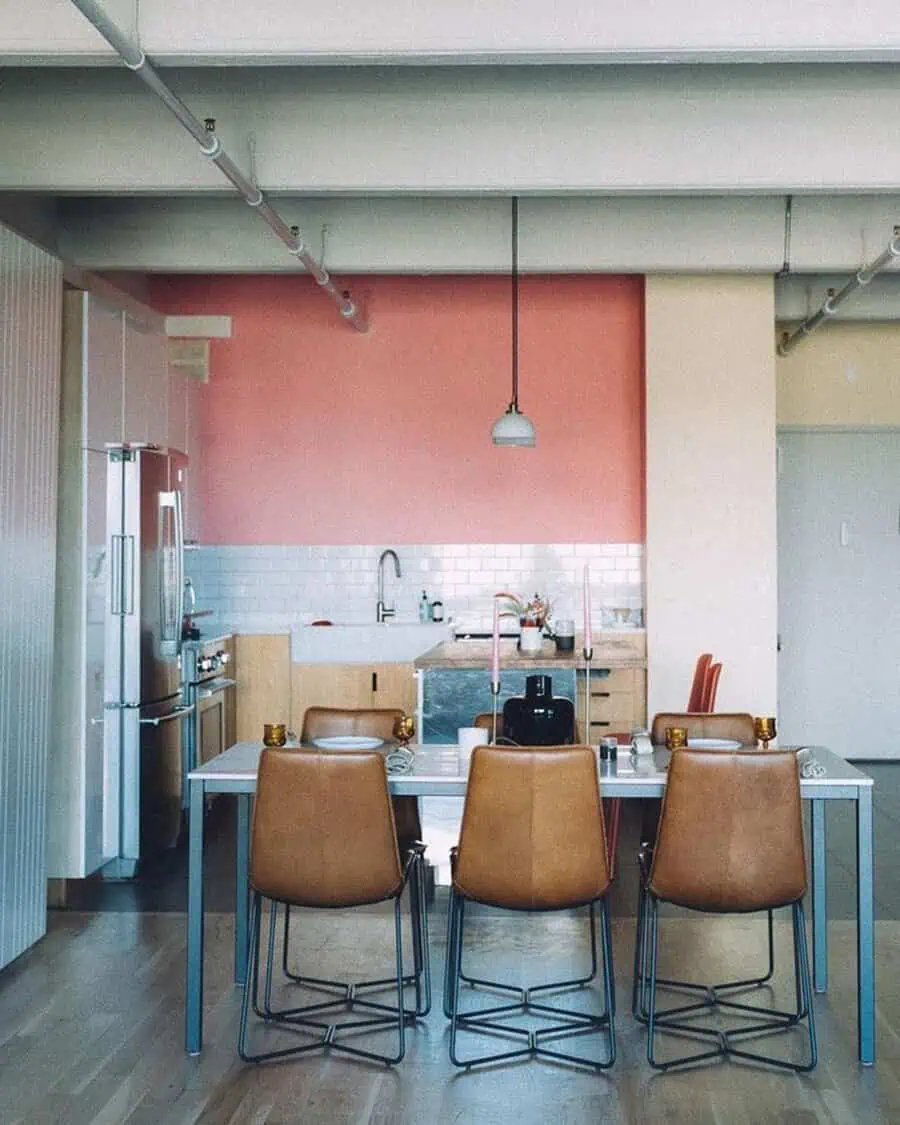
[[189, 741, 872, 799]]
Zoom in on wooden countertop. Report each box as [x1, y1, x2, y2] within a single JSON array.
[[414, 631, 646, 670]]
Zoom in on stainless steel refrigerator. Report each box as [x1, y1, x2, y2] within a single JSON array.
[[103, 443, 192, 878]]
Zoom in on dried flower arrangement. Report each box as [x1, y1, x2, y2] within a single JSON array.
[[495, 591, 553, 630]]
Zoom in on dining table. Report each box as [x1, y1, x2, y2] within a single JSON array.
[[184, 741, 875, 1065]]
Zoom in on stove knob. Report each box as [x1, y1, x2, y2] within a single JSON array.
[[217, 650, 231, 665]]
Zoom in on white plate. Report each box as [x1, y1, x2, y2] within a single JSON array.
[[312, 736, 384, 750], [686, 738, 742, 750]]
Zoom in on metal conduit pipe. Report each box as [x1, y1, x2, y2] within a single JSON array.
[[68, 0, 367, 332], [778, 231, 900, 355]]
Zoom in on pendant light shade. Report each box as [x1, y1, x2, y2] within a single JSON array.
[[491, 197, 536, 447], [491, 404, 536, 446]]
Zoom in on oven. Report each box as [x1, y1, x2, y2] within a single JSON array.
[[181, 637, 236, 805]]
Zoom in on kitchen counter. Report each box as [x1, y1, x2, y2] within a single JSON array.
[[415, 631, 646, 670]]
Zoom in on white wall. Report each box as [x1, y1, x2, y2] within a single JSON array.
[[645, 275, 777, 716]]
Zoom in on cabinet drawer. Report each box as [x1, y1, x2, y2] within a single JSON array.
[[579, 667, 637, 695]]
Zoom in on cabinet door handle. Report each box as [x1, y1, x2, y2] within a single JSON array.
[[372, 671, 377, 693]]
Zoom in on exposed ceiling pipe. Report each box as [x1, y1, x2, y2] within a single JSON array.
[[67, 0, 367, 333], [778, 228, 900, 355]]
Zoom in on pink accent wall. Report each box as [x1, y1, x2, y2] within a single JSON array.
[[150, 274, 645, 545]]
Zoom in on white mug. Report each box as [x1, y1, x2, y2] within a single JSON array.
[[458, 726, 484, 766]]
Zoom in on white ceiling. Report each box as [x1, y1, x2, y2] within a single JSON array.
[[3, 1, 900, 319]]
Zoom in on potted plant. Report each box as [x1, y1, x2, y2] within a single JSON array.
[[496, 591, 553, 654]]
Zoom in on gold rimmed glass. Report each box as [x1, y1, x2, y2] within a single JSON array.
[[393, 714, 416, 748], [754, 716, 777, 750]]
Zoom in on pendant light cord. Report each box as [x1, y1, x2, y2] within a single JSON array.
[[511, 196, 519, 409]]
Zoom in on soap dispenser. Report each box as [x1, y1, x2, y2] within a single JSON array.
[[419, 590, 430, 623]]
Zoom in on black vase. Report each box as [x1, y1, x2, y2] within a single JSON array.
[[502, 674, 575, 746]]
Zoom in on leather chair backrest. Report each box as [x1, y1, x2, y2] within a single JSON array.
[[251, 748, 403, 908], [700, 662, 723, 712], [474, 711, 505, 736], [302, 707, 404, 742], [650, 712, 756, 746], [649, 749, 806, 912], [453, 745, 610, 911], [687, 653, 713, 712]]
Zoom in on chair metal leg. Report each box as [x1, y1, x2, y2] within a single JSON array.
[[634, 903, 778, 1025], [280, 853, 428, 1021], [448, 894, 615, 1071], [457, 900, 600, 1005], [643, 895, 817, 1073], [409, 849, 432, 1017], [723, 900, 817, 1073], [240, 862, 427, 1065], [646, 896, 725, 1071]]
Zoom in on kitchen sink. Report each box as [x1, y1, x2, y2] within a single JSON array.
[[290, 622, 452, 663]]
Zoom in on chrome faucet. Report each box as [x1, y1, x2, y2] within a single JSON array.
[[376, 548, 402, 623]]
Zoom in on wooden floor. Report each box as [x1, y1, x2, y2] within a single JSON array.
[[3, 761, 900, 1125], [0, 907, 898, 1124]]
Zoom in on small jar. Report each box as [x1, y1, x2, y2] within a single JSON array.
[[430, 599, 444, 622]]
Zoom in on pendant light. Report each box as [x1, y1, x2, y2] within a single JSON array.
[[491, 197, 536, 447]]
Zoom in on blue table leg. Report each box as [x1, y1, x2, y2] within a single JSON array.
[[234, 794, 251, 985], [185, 778, 205, 1055], [810, 798, 828, 993], [857, 785, 875, 1065]]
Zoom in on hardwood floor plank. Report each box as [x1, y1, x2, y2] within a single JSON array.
[[2, 908, 900, 1125]]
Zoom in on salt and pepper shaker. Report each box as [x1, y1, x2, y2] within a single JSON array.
[[599, 736, 618, 761]]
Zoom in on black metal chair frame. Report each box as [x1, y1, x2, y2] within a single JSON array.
[[238, 847, 431, 1066], [632, 878, 817, 1072], [442, 894, 601, 1017], [444, 888, 616, 1071], [631, 844, 779, 1022]]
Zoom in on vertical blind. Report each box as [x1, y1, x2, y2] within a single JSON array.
[[0, 222, 62, 968]]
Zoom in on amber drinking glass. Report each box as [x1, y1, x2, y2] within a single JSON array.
[[665, 726, 689, 750], [393, 714, 416, 748], [263, 723, 287, 747], [754, 716, 777, 750]]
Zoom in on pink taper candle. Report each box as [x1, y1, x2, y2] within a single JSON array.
[[583, 565, 592, 652], [491, 596, 501, 687]]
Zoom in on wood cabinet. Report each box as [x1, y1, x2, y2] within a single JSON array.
[[576, 666, 647, 739], [290, 662, 416, 733], [233, 634, 292, 742]]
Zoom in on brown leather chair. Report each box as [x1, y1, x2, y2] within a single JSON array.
[[700, 662, 723, 712], [634, 750, 816, 1072], [474, 710, 504, 738], [649, 711, 756, 747], [445, 745, 616, 1069], [686, 653, 714, 712], [301, 707, 422, 855], [476, 709, 623, 877], [238, 747, 431, 1065], [641, 712, 758, 853]]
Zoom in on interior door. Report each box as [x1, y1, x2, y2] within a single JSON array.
[[777, 430, 900, 760]]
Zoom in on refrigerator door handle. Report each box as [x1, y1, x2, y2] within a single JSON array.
[[158, 490, 183, 658], [174, 488, 185, 638], [109, 535, 136, 615], [139, 704, 196, 727]]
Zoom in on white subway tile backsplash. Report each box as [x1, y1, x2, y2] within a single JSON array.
[[187, 543, 644, 630]]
